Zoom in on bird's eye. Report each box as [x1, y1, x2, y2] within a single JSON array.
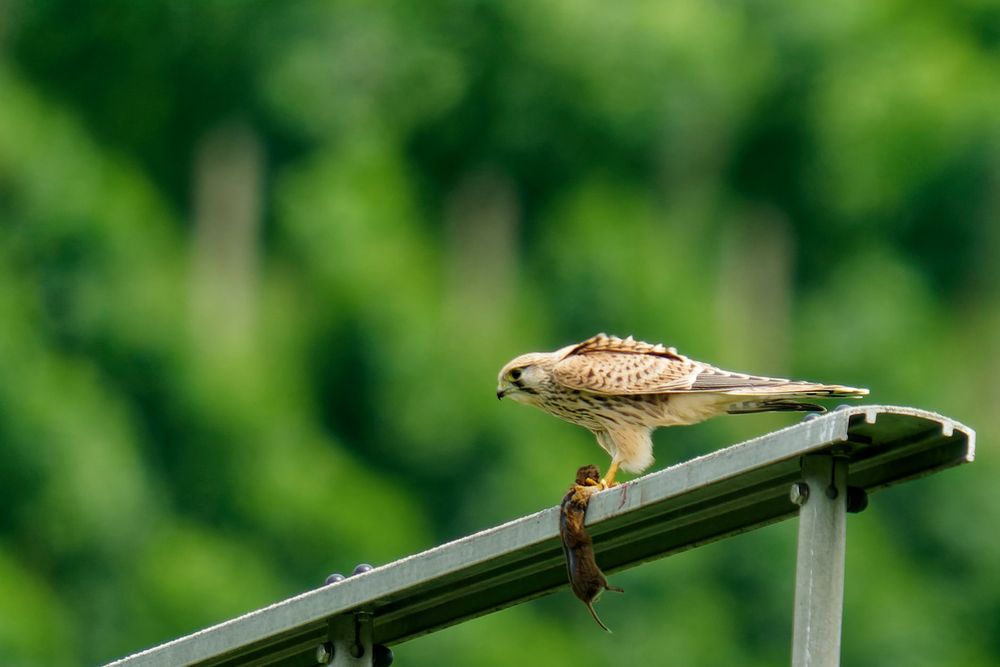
[[510, 368, 523, 381]]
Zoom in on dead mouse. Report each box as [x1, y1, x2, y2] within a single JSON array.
[[559, 464, 623, 632]]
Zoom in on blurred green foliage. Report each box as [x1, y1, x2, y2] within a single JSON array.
[[1, 1, 998, 665]]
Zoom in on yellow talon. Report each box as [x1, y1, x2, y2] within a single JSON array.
[[601, 461, 621, 488]]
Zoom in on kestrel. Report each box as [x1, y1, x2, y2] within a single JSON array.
[[497, 334, 868, 486]]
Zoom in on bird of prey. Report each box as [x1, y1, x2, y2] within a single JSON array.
[[497, 334, 868, 487]]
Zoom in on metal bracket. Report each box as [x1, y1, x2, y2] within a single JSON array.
[[318, 612, 374, 667]]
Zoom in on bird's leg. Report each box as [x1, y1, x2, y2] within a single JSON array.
[[601, 460, 621, 488]]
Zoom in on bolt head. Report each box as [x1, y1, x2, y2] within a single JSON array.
[[373, 644, 395, 667], [847, 486, 869, 513], [315, 641, 334, 664], [324, 573, 345, 585], [790, 482, 810, 506], [353, 563, 374, 576]]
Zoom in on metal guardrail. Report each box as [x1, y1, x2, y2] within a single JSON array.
[[108, 405, 975, 667]]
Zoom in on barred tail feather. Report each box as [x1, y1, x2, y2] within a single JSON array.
[[725, 384, 868, 415], [722, 383, 869, 398], [727, 399, 825, 415]]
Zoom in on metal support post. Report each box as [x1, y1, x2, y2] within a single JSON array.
[[790, 454, 848, 667], [317, 612, 373, 667]]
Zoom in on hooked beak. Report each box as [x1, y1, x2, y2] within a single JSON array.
[[497, 387, 508, 400]]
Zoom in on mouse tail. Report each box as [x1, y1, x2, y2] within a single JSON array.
[[586, 601, 613, 633]]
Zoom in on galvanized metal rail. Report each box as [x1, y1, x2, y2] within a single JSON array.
[[108, 405, 975, 667]]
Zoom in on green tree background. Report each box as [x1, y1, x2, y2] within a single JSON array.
[[1, 1, 998, 665]]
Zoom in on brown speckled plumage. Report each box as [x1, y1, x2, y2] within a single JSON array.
[[498, 334, 868, 484]]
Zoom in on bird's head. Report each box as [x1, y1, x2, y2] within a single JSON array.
[[496, 352, 556, 404]]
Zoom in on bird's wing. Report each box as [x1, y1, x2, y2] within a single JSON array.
[[552, 334, 825, 396], [552, 334, 700, 394]]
